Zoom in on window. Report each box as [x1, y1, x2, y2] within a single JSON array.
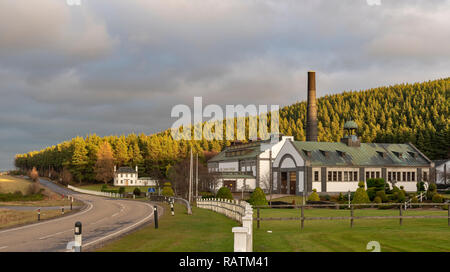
[[397, 172, 401, 181], [344, 172, 348, 182], [333, 171, 337, 181], [354, 171, 358, 181], [338, 172, 342, 181], [403, 172, 406, 182], [423, 171, 428, 181], [328, 172, 332, 181], [314, 171, 319, 182], [376, 172, 380, 178], [407, 172, 411, 181], [388, 172, 392, 181], [366, 172, 370, 180], [412, 172, 415, 181]]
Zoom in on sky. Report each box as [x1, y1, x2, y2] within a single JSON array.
[[0, 0, 449, 170]]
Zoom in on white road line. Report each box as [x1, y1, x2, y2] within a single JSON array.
[[39, 229, 74, 240], [83, 202, 155, 248], [0, 246, 8, 250], [0, 202, 94, 235]]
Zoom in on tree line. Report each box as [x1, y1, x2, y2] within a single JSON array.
[[15, 77, 449, 186]]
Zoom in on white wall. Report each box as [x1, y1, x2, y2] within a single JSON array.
[[326, 182, 360, 193], [436, 161, 450, 184], [395, 182, 417, 192], [273, 140, 304, 168], [312, 182, 321, 192]]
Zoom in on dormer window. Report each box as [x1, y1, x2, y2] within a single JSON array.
[[377, 151, 387, 158], [303, 150, 311, 157], [408, 151, 418, 158], [337, 150, 346, 157], [320, 150, 329, 157]]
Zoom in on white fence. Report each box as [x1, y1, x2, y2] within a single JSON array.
[[68, 185, 122, 198], [197, 198, 253, 252]]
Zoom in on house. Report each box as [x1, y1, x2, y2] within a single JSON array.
[[113, 166, 157, 187], [207, 134, 294, 193]]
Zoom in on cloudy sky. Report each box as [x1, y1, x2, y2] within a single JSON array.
[[1, 0, 449, 169]]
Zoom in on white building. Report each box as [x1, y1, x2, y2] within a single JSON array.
[[207, 134, 294, 193], [113, 166, 157, 187]]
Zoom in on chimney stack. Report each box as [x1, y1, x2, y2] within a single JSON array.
[[306, 71, 318, 141]]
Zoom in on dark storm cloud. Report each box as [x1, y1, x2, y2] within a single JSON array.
[[0, 0, 449, 169]]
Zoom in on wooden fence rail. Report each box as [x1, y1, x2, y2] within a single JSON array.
[[253, 203, 450, 229]]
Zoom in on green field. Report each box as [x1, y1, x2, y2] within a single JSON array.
[[97, 204, 238, 252], [0, 175, 33, 194], [254, 208, 450, 252], [98, 203, 450, 252]]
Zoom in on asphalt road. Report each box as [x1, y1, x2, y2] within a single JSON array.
[[0, 179, 155, 252]]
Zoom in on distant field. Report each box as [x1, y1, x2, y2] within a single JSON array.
[[0, 175, 33, 194], [269, 195, 304, 204], [0, 208, 75, 229], [79, 183, 155, 193]]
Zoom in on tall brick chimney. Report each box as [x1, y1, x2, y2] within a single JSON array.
[[306, 71, 318, 141]]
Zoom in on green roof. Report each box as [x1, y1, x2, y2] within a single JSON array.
[[208, 142, 265, 162], [292, 141, 430, 167]]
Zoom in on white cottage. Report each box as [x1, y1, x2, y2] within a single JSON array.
[[113, 166, 157, 187]]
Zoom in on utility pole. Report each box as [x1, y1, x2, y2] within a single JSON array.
[[196, 153, 199, 199], [269, 149, 273, 206], [189, 148, 193, 203]]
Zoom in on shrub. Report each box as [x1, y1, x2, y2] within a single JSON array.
[[392, 186, 401, 195], [352, 187, 370, 204], [162, 182, 175, 197], [307, 189, 320, 202], [432, 194, 444, 203], [410, 196, 419, 203], [101, 184, 108, 192], [397, 191, 406, 203], [374, 196, 382, 204], [338, 193, 345, 202], [385, 183, 392, 194], [248, 187, 268, 206], [216, 187, 233, 200], [200, 191, 215, 199], [118, 187, 125, 194], [133, 188, 141, 196], [416, 181, 426, 192], [376, 190, 387, 202], [367, 187, 377, 201]]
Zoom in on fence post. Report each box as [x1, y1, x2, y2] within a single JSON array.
[[448, 206, 450, 227], [74, 221, 82, 252], [301, 205, 305, 230], [232, 227, 249, 252], [242, 209, 253, 252], [350, 205, 354, 228], [399, 204, 403, 226], [257, 208, 260, 229]]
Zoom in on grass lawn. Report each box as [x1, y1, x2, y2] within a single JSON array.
[[97, 203, 239, 252], [254, 208, 450, 252], [0, 208, 76, 229], [79, 183, 155, 193], [0, 175, 33, 194]]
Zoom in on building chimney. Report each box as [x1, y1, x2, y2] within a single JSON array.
[[306, 71, 318, 141]]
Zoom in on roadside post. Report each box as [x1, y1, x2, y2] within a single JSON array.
[[37, 208, 41, 221], [74, 221, 82, 252], [62, 207, 64, 215], [154, 206, 158, 229], [70, 197, 73, 211], [170, 200, 175, 216]]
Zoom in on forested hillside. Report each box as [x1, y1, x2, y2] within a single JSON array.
[[15, 78, 449, 184]]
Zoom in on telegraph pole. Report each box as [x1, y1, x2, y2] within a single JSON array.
[[196, 153, 199, 199], [189, 148, 193, 203]]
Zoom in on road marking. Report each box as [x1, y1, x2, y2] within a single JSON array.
[[39, 229, 74, 240], [0, 202, 94, 235], [0, 246, 8, 250], [83, 202, 155, 248]]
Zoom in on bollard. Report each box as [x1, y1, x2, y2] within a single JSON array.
[[62, 207, 64, 215], [154, 206, 158, 229], [170, 201, 175, 216], [74, 221, 82, 252], [37, 208, 41, 221], [71, 197, 73, 211]]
